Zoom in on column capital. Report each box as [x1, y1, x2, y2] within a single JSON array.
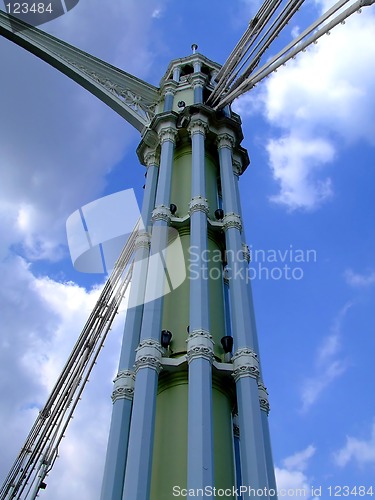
[[190, 73, 207, 89], [189, 195, 209, 215], [188, 118, 209, 137], [232, 159, 242, 177], [111, 370, 135, 403], [232, 347, 260, 382], [134, 231, 151, 250], [216, 132, 236, 150], [144, 149, 160, 168], [134, 339, 163, 374], [258, 381, 271, 414], [158, 126, 178, 144], [151, 204, 172, 224], [222, 212, 242, 232], [163, 80, 178, 94], [186, 329, 214, 364]]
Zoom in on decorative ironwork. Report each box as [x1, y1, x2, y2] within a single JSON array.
[[232, 347, 260, 382], [112, 370, 135, 402], [61, 56, 157, 123], [186, 329, 214, 363], [134, 339, 164, 374]]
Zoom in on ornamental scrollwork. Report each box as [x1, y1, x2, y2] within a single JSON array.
[[158, 127, 178, 144], [187, 119, 209, 137], [222, 212, 242, 233], [144, 150, 160, 168], [111, 370, 135, 403], [258, 381, 271, 414], [60, 56, 157, 122], [134, 231, 151, 250], [151, 205, 171, 224], [134, 339, 163, 374], [232, 160, 242, 177], [232, 347, 260, 382], [186, 329, 214, 363], [216, 133, 235, 150], [189, 196, 209, 215]]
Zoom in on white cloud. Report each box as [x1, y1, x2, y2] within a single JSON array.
[[0, 256, 124, 499], [0, 1, 164, 496], [267, 135, 335, 210], [334, 421, 375, 467], [276, 469, 312, 496], [264, 12, 375, 143], [300, 303, 352, 412], [248, 6, 375, 210], [282, 445, 316, 472], [0, 0, 164, 262], [344, 269, 375, 288], [275, 445, 316, 497], [291, 25, 300, 39]]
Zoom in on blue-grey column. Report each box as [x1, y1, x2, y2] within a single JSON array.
[[186, 118, 215, 495], [193, 60, 204, 104], [163, 81, 177, 112], [258, 383, 277, 495], [191, 74, 206, 104], [100, 150, 159, 500], [173, 67, 181, 81], [122, 125, 177, 500], [232, 160, 259, 355], [233, 159, 277, 496], [217, 132, 269, 496]]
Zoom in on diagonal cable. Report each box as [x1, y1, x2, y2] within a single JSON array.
[[0, 222, 139, 500]]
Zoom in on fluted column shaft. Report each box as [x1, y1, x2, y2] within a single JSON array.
[[122, 125, 177, 500], [191, 72, 206, 104], [163, 81, 177, 112], [100, 151, 159, 500], [217, 131, 269, 496], [233, 161, 277, 496], [187, 119, 214, 495]]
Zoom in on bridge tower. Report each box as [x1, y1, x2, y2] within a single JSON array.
[[101, 48, 277, 500], [2, 2, 375, 498]]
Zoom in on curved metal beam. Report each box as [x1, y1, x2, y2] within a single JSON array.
[[0, 11, 160, 133]]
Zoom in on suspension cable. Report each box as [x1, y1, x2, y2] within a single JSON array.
[[0, 222, 139, 500], [209, 0, 283, 105], [209, 0, 374, 109], [215, 0, 374, 108]]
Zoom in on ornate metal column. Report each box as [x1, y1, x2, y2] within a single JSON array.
[[4, 4, 373, 498], [232, 158, 278, 495], [121, 121, 177, 500], [217, 131, 269, 495], [186, 117, 215, 492], [100, 149, 159, 500]]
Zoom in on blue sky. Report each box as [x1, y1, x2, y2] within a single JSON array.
[[0, 0, 375, 498]]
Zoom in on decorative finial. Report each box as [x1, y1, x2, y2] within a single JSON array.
[[191, 43, 198, 54]]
